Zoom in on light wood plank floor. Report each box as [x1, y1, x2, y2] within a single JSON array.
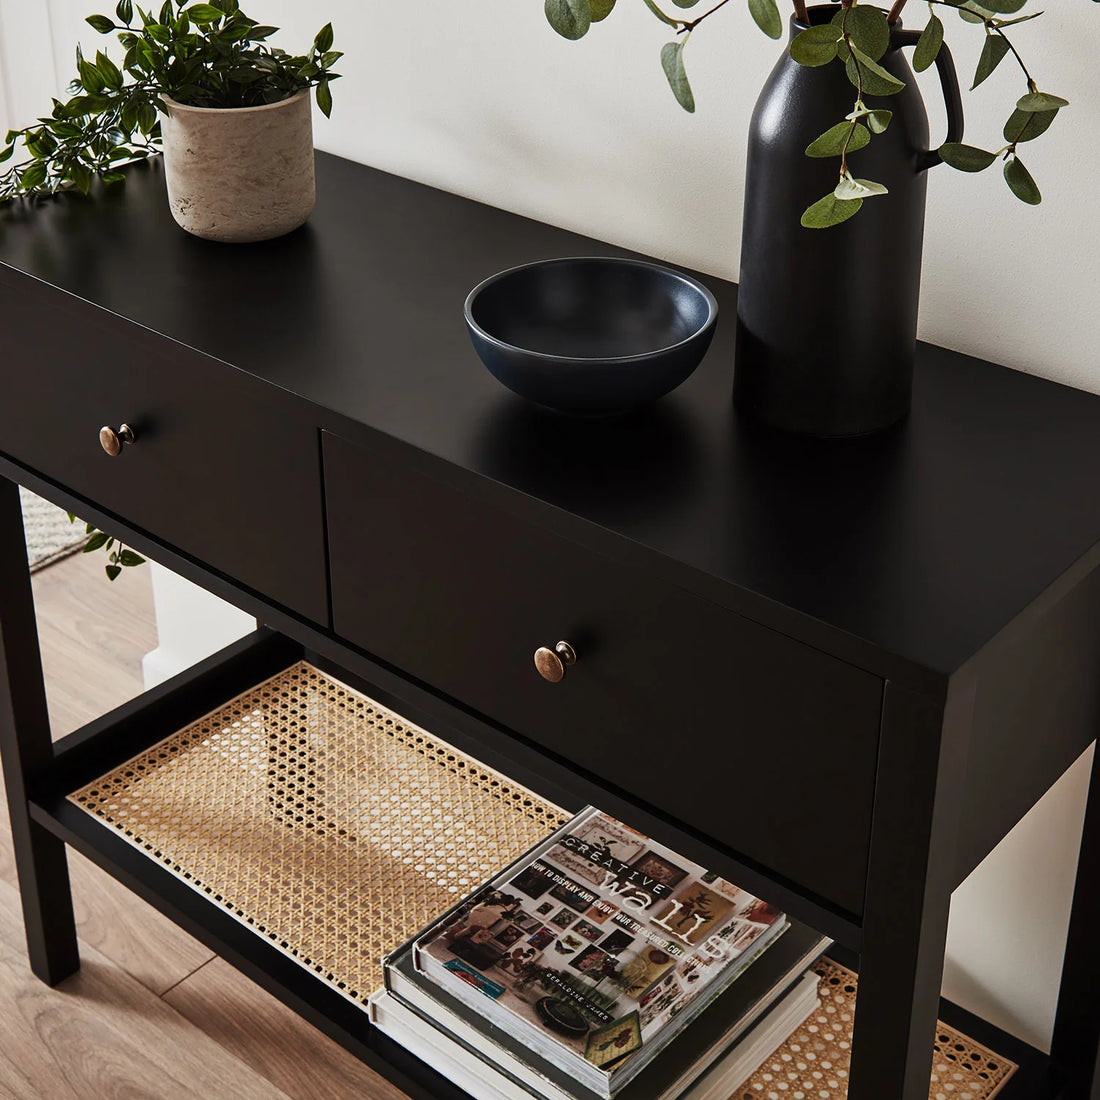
[[0, 551, 409, 1100]]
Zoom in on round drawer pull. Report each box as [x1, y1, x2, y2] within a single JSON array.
[[534, 641, 577, 683], [99, 423, 136, 457]]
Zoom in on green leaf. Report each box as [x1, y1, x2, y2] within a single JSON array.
[[116, 0, 133, 22], [866, 109, 892, 133], [78, 58, 106, 93], [972, 35, 1009, 88], [545, 0, 591, 39], [0, 145, 12, 164], [20, 162, 46, 190], [913, 14, 943, 73], [1004, 155, 1041, 203], [314, 22, 334, 52], [847, 46, 906, 96], [1003, 107, 1058, 143], [184, 3, 223, 24], [670, 0, 702, 7], [86, 14, 116, 34], [801, 192, 863, 228], [1016, 90, 1069, 112], [834, 5, 889, 61], [86, 522, 97, 534], [83, 531, 110, 553], [105, 564, 122, 581], [939, 142, 998, 171], [981, 0, 1027, 11], [316, 76, 333, 117], [660, 39, 695, 112], [834, 176, 888, 199], [590, 0, 617, 19], [805, 121, 870, 157], [641, 0, 680, 26], [790, 24, 840, 67], [66, 513, 76, 524], [748, 0, 782, 39], [96, 50, 124, 90], [119, 549, 146, 567]]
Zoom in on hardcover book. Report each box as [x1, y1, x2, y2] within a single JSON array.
[[412, 807, 787, 1098]]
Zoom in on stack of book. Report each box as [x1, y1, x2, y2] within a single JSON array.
[[371, 807, 831, 1100]]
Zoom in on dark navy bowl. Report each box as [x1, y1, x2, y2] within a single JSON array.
[[464, 257, 718, 415]]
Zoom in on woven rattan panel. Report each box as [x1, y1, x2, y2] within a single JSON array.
[[733, 958, 1017, 1100], [69, 661, 568, 1002]]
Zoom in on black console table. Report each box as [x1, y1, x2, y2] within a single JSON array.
[[1, 153, 1098, 1100]]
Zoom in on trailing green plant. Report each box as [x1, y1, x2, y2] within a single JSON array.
[[543, 0, 1072, 227], [65, 515, 146, 581], [0, 0, 340, 202]]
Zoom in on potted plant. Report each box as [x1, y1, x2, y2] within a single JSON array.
[[0, 0, 341, 243], [544, 0, 1074, 435]]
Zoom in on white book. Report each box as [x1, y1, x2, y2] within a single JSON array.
[[372, 969, 821, 1100]]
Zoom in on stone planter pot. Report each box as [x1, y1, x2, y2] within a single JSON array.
[[160, 91, 315, 243]]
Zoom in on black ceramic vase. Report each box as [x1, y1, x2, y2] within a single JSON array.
[[734, 5, 964, 437]]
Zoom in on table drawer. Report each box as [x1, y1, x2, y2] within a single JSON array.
[[324, 432, 882, 915], [0, 270, 327, 624]]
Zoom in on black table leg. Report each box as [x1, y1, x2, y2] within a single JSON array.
[[847, 677, 973, 1100], [1051, 741, 1100, 1099], [0, 477, 79, 984]]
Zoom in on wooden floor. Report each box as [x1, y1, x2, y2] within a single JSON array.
[[0, 551, 410, 1100]]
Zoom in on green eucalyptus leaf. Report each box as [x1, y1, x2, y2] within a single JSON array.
[[866, 109, 892, 133], [981, 0, 1027, 11], [590, 0, 617, 20], [834, 176, 889, 200], [972, 35, 1010, 88], [641, 0, 680, 27], [806, 121, 871, 157], [833, 5, 889, 61], [748, 0, 782, 39], [545, 0, 592, 39], [1003, 107, 1058, 143], [790, 24, 840, 67], [1017, 90, 1069, 112], [661, 39, 695, 112], [801, 192, 863, 229], [1004, 155, 1041, 203], [939, 142, 998, 170], [846, 46, 906, 96], [913, 14, 944, 73], [670, 0, 702, 8]]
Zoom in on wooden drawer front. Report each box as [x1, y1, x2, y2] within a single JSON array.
[[0, 272, 328, 624], [324, 433, 882, 915]]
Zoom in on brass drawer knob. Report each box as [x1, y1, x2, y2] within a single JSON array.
[[99, 423, 136, 457], [534, 641, 577, 683]]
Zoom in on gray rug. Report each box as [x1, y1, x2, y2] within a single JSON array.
[[21, 488, 86, 572]]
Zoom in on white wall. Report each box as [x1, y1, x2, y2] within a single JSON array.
[[3, 0, 1098, 1055]]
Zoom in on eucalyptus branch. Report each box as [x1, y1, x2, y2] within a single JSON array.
[[540, 0, 1077, 222], [678, 0, 735, 34]]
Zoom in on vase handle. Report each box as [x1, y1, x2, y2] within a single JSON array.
[[895, 29, 965, 171]]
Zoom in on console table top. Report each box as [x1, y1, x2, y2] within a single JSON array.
[[3, 152, 1098, 685]]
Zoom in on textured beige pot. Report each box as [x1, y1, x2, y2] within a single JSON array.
[[160, 91, 315, 243]]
